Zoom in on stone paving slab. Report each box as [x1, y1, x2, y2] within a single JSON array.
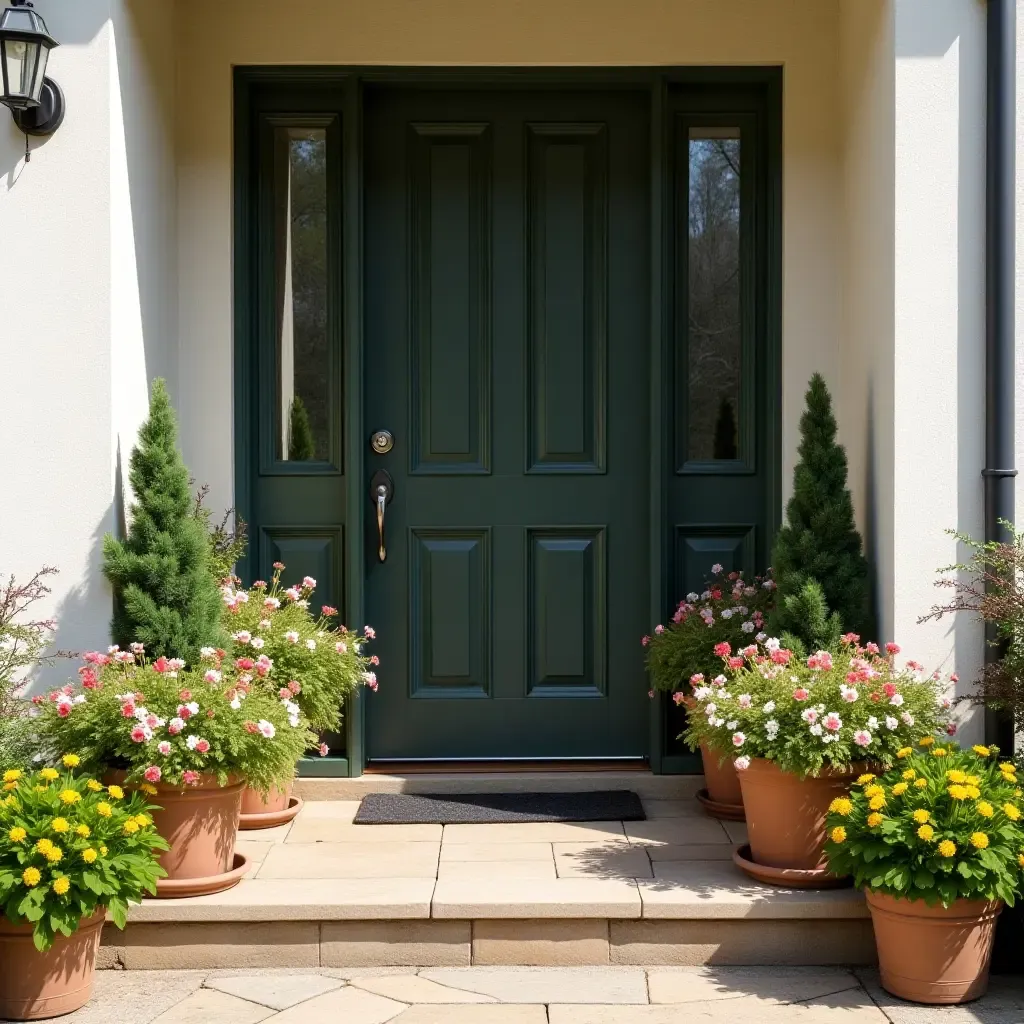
[[419, 967, 649, 1004], [258, 841, 440, 879], [431, 876, 643, 918], [205, 973, 344, 1009], [151, 989, 274, 1024]]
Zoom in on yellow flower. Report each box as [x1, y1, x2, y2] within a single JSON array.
[[897, 747, 913, 759], [977, 802, 995, 818], [864, 784, 884, 798], [966, 776, 981, 786], [948, 785, 969, 801], [3, 781, 17, 792], [869, 795, 886, 811], [106, 785, 124, 800], [1004, 804, 1021, 821], [912, 809, 930, 824], [59, 790, 81, 805], [140, 784, 158, 796], [61, 754, 80, 768], [917, 824, 935, 841], [21, 867, 40, 887], [965, 786, 981, 799], [946, 770, 967, 784], [892, 783, 908, 796], [7, 827, 26, 843], [857, 774, 876, 785], [39, 768, 58, 782], [867, 812, 884, 827], [2, 769, 22, 783], [75, 824, 90, 838], [82, 848, 97, 864], [96, 803, 112, 818], [52, 876, 70, 896], [122, 820, 139, 835], [99, 845, 107, 856], [919, 737, 935, 747], [971, 832, 990, 850], [829, 798, 853, 816], [915, 778, 928, 789], [134, 814, 151, 828], [938, 840, 957, 857], [44, 846, 62, 864], [1019, 853, 1024, 869], [902, 769, 917, 780], [932, 748, 948, 758], [50, 818, 69, 834], [86, 780, 103, 792], [32, 785, 47, 793], [830, 826, 847, 843], [973, 745, 992, 757], [35, 838, 53, 855], [4, 795, 17, 807]]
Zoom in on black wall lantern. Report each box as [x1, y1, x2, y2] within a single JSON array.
[[0, 0, 63, 136]]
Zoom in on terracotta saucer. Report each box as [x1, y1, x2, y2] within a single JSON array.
[[239, 796, 304, 831], [153, 852, 250, 899], [695, 788, 746, 821], [732, 844, 851, 889]]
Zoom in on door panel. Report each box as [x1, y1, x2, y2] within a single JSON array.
[[364, 88, 650, 760]]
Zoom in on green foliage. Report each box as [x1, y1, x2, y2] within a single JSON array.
[[33, 651, 314, 795], [769, 374, 872, 651], [825, 744, 1024, 908], [645, 568, 774, 693], [103, 380, 226, 663], [224, 565, 377, 737], [191, 485, 249, 586], [776, 579, 841, 659], [712, 397, 738, 461], [0, 763, 167, 950], [288, 397, 316, 462], [685, 637, 949, 779], [0, 567, 66, 774]]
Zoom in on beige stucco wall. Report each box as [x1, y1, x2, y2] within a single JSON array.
[[175, 0, 844, 521]]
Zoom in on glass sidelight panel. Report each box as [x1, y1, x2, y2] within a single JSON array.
[[274, 126, 330, 463], [686, 127, 742, 463]]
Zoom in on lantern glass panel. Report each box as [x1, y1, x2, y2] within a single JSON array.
[[1, 35, 41, 105]]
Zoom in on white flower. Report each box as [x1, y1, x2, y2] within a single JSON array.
[[809, 723, 823, 736], [186, 735, 200, 750], [285, 631, 300, 644], [230, 697, 242, 710], [704, 703, 717, 717], [303, 576, 317, 589], [711, 563, 724, 574], [737, 606, 748, 616], [762, 701, 776, 714], [712, 717, 726, 727], [686, 592, 699, 602], [737, 694, 752, 709], [168, 658, 186, 671], [72, 695, 86, 705], [889, 693, 905, 707], [289, 715, 301, 728], [765, 637, 781, 652], [713, 675, 727, 686], [741, 621, 756, 633], [259, 618, 272, 629], [801, 708, 818, 724], [721, 608, 734, 619], [701, 591, 711, 600], [726, 720, 738, 730], [186, 702, 199, 716], [694, 686, 713, 701], [258, 720, 276, 739], [285, 587, 301, 601], [901, 711, 915, 726], [840, 685, 858, 703], [866, 716, 879, 730], [250, 637, 265, 649], [883, 716, 896, 730], [232, 631, 252, 644], [264, 597, 281, 610], [731, 731, 746, 747], [765, 719, 779, 740], [200, 646, 218, 659], [755, 632, 767, 643], [306, 639, 317, 650], [734, 755, 751, 770], [168, 717, 185, 734], [335, 641, 348, 654]]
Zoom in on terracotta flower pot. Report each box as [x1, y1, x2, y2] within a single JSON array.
[[736, 757, 863, 872], [146, 775, 244, 892], [238, 779, 304, 830], [0, 909, 104, 1021], [700, 741, 744, 808], [866, 891, 1002, 1004]]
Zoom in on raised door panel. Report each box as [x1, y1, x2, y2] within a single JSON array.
[[526, 124, 607, 474], [258, 527, 344, 618], [673, 524, 756, 605], [409, 123, 492, 475]]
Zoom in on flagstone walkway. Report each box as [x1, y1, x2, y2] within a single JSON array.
[[12, 966, 1024, 1024]]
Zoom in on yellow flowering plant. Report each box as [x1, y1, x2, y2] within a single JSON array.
[[0, 762, 167, 950], [824, 742, 1024, 907]]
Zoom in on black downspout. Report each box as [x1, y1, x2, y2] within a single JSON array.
[[984, 0, 1016, 751]]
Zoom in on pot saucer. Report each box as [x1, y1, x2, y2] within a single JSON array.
[[153, 852, 250, 899], [732, 844, 850, 889], [695, 788, 746, 821], [239, 796, 304, 831]]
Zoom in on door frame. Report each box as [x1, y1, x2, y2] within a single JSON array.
[[233, 66, 783, 776]]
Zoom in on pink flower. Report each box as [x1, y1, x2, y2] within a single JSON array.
[[264, 597, 281, 610], [824, 712, 843, 732], [885, 642, 901, 655], [770, 648, 792, 666], [807, 651, 833, 672], [279, 687, 292, 699], [641, 635, 650, 646], [364, 672, 378, 691], [319, 742, 329, 757], [840, 633, 860, 645], [728, 657, 744, 669], [672, 692, 687, 705], [285, 587, 301, 601], [157, 741, 171, 756], [731, 732, 746, 747], [144, 765, 162, 782], [255, 654, 272, 677], [865, 642, 880, 655], [648, 689, 655, 699], [57, 703, 71, 718], [232, 631, 252, 644], [737, 694, 753, 709], [130, 726, 147, 743], [130, 642, 146, 655], [121, 702, 136, 718], [258, 720, 276, 739], [364, 626, 376, 639], [690, 673, 705, 686], [713, 641, 732, 657], [734, 755, 751, 770], [182, 770, 200, 786], [946, 722, 958, 736], [288, 680, 301, 694], [236, 658, 254, 671], [370, 655, 380, 666], [285, 631, 300, 643], [335, 641, 348, 654], [322, 605, 338, 617], [168, 717, 185, 735], [801, 708, 818, 723], [793, 688, 809, 701], [195, 738, 211, 754], [654, 624, 665, 635], [302, 576, 317, 589], [204, 669, 222, 684], [272, 561, 285, 570], [853, 729, 872, 747], [883, 682, 897, 698]]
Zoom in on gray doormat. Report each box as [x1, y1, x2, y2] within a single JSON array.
[[353, 790, 646, 825]]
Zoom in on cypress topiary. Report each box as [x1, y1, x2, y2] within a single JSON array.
[[769, 373, 872, 654], [288, 396, 316, 462], [103, 379, 225, 662]]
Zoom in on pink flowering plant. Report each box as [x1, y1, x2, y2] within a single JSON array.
[[644, 565, 775, 694], [220, 563, 377, 748], [32, 645, 313, 794], [682, 635, 951, 778]]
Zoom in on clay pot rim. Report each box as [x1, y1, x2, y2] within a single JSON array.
[[733, 844, 852, 889], [0, 907, 106, 938], [153, 851, 250, 898], [239, 796, 304, 830], [865, 889, 1004, 921], [695, 788, 746, 821], [740, 757, 874, 781], [106, 768, 246, 794]]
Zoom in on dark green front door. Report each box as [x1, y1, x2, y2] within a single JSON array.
[[363, 88, 651, 760]]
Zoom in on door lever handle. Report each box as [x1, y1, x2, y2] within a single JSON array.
[[369, 470, 394, 563]]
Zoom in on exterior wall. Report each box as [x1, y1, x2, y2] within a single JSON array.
[[839, 0, 986, 745], [175, 0, 844, 521], [0, 0, 175, 683]]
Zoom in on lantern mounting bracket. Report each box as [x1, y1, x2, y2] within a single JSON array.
[[0, 0, 63, 137], [11, 75, 63, 135]]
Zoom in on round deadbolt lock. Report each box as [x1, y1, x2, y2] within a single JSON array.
[[370, 429, 394, 454]]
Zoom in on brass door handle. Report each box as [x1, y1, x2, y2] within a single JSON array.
[[369, 470, 394, 563]]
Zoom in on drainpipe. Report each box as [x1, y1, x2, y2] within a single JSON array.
[[984, 0, 1016, 749]]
